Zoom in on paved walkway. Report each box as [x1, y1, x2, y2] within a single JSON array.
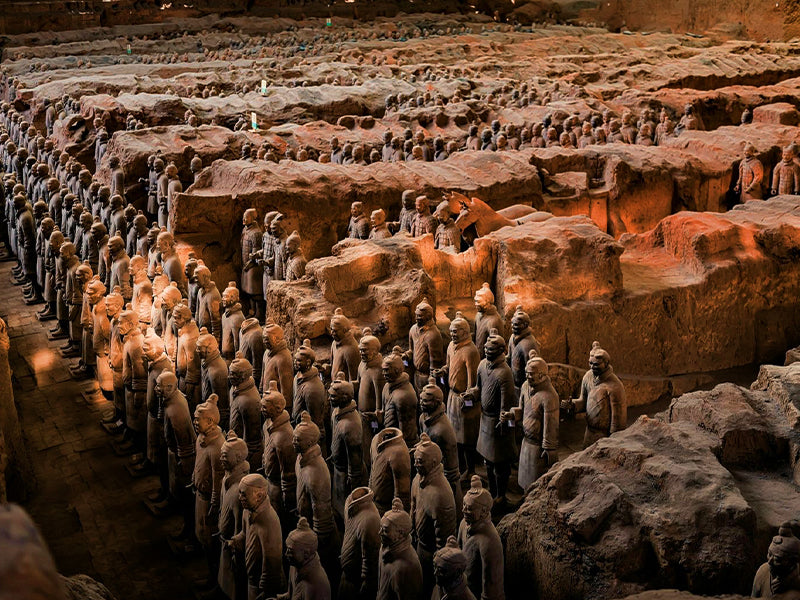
[[1, 261, 204, 600]]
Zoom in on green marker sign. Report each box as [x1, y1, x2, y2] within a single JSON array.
[[326, 17, 332, 27], [127, 44, 131, 55]]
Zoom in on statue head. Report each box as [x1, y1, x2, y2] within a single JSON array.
[[525, 350, 549, 388], [767, 522, 800, 579], [449, 311, 470, 344], [194, 263, 212, 288], [420, 376, 444, 414], [433, 200, 451, 223], [589, 340, 610, 377], [196, 326, 219, 360], [260, 380, 286, 420], [413, 433, 442, 476], [156, 229, 174, 254], [160, 282, 182, 311], [328, 371, 354, 409], [193, 393, 220, 434], [285, 230, 302, 255], [107, 235, 125, 257], [329, 308, 351, 342], [129, 254, 147, 277], [59, 240, 76, 260], [228, 352, 254, 388], [484, 328, 506, 362], [242, 207, 257, 227], [463, 475, 492, 524], [433, 536, 468, 590], [350, 201, 364, 219], [381, 346, 405, 383], [415, 297, 434, 328], [370, 208, 386, 229], [269, 213, 285, 237], [142, 327, 165, 361], [155, 370, 178, 398], [401, 189, 415, 210], [85, 276, 107, 305], [220, 430, 248, 471], [105, 286, 124, 318], [293, 338, 315, 373], [286, 517, 318, 568], [415, 195, 429, 215], [222, 281, 239, 308], [292, 410, 320, 454], [172, 302, 193, 329], [262, 320, 285, 351], [380, 497, 412, 547], [358, 327, 381, 363], [238, 473, 268, 511], [511, 305, 530, 335]]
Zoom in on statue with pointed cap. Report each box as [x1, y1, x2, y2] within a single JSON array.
[[473, 283, 503, 359], [272, 517, 332, 600], [347, 201, 370, 240], [292, 339, 328, 453], [156, 229, 187, 296], [357, 327, 385, 466], [457, 477, 504, 600], [752, 521, 800, 598], [261, 379, 297, 529], [260, 319, 294, 398], [221, 282, 245, 362], [411, 433, 457, 598], [561, 341, 626, 448], [285, 230, 307, 281], [329, 372, 365, 520], [174, 302, 202, 408], [378, 497, 423, 600], [508, 305, 540, 392], [228, 473, 285, 600], [218, 430, 250, 599], [382, 346, 419, 447], [508, 351, 558, 488], [120, 306, 148, 455], [239, 316, 264, 386], [241, 207, 264, 319], [198, 326, 231, 429], [195, 262, 222, 347], [293, 411, 342, 588], [329, 308, 360, 382], [142, 327, 173, 497], [339, 487, 381, 599], [433, 536, 475, 600], [735, 143, 764, 203]]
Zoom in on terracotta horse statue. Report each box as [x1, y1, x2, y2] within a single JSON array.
[[443, 191, 540, 244]]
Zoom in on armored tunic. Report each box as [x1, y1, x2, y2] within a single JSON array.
[[471, 356, 517, 464]]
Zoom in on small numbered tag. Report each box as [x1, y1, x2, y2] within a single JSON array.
[[261, 79, 267, 95], [251, 112, 258, 130], [371, 421, 379, 431], [464, 399, 473, 407]]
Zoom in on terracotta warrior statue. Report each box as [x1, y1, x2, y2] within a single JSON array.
[[457, 477, 504, 600], [410, 195, 436, 237], [142, 328, 173, 499], [419, 377, 462, 522], [508, 351, 559, 489], [239, 317, 264, 393], [473, 283, 503, 359], [369, 209, 392, 240], [195, 262, 222, 347], [406, 297, 444, 394], [227, 473, 285, 600], [293, 411, 342, 588], [329, 372, 365, 521], [240, 207, 264, 320], [292, 339, 328, 453], [159, 283, 182, 363], [347, 201, 370, 240], [411, 433, 458, 599], [377, 498, 423, 600], [735, 143, 764, 203], [433, 536, 475, 600], [217, 431, 249, 600], [197, 327, 231, 430], [107, 235, 132, 303], [751, 522, 800, 598], [157, 229, 188, 296], [284, 230, 307, 281], [277, 517, 332, 600], [370, 428, 412, 514], [329, 308, 360, 382], [192, 394, 225, 589], [507, 305, 540, 393], [433, 312, 480, 483], [339, 487, 381, 600], [462, 329, 516, 508], [357, 327, 385, 466], [185, 253, 199, 317], [382, 346, 419, 448], [120, 306, 148, 458], [130, 255, 152, 326], [174, 302, 202, 409], [771, 144, 800, 196], [433, 201, 461, 251], [221, 282, 245, 363], [261, 380, 297, 531], [259, 320, 293, 398], [562, 341, 627, 447], [228, 353, 264, 469]]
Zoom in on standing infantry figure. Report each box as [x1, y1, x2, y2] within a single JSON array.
[[292, 339, 328, 453], [406, 298, 444, 394], [432, 537, 476, 600], [261, 320, 294, 398], [329, 372, 365, 521], [339, 487, 381, 600], [329, 308, 360, 382], [218, 431, 250, 600], [276, 517, 332, 600], [561, 341, 627, 448], [457, 477, 504, 600], [751, 522, 800, 598], [735, 143, 764, 202], [221, 282, 245, 363], [228, 353, 264, 469], [370, 428, 412, 514], [377, 498, 423, 600], [357, 327, 385, 466], [473, 283, 503, 359], [261, 380, 297, 533], [241, 208, 264, 320], [507, 306, 540, 393], [197, 327, 231, 430], [382, 347, 419, 448]]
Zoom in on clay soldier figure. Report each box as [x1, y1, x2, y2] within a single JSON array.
[[285, 231, 307, 281], [254, 211, 278, 295], [339, 487, 381, 600], [241, 208, 264, 320], [381, 131, 394, 162], [381, 347, 419, 448], [108, 195, 127, 240], [411, 434, 457, 599], [108, 235, 132, 303], [432, 537, 475, 600], [735, 143, 764, 203], [270, 214, 289, 282], [330, 136, 343, 165], [132, 212, 149, 257], [473, 283, 503, 359], [148, 157, 163, 222], [104, 286, 126, 430], [396, 190, 416, 235], [123, 205, 138, 256], [165, 163, 182, 232], [294, 411, 342, 588], [227, 473, 285, 600], [147, 225, 161, 278], [228, 353, 264, 469], [190, 156, 203, 182], [38, 228, 64, 321], [457, 477, 504, 600], [292, 340, 328, 453], [377, 498, 423, 600], [184, 254, 200, 319], [369, 209, 392, 240], [277, 517, 332, 600], [160, 283, 183, 363], [72, 267, 96, 379], [261, 380, 298, 531], [218, 431, 250, 600], [406, 297, 444, 394], [261, 320, 294, 397], [677, 103, 702, 133], [507, 305, 540, 393], [370, 428, 412, 514], [109, 155, 125, 200], [195, 262, 222, 347], [347, 201, 370, 240], [239, 317, 264, 387], [419, 377, 461, 522], [462, 329, 516, 508], [771, 144, 800, 196], [142, 328, 174, 496], [357, 328, 385, 466], [92, 220, 110, 286], [433, 201, 461, 251], [157, 229, 188, 296], [86, 276, 114, 398], [410, 195, 436, 237], [221, 282, 245, 363], [61, 241, 83, 357], [329, 372, 365, 520], [193, 394, 225, 591], [157, 370, 198, 550], [120, 306, 148, 458], [174, 302, 202, 409], [751, 522, 800, 598], [508, 351, 559, 489], [198, 327, 231, 430], [561, 341, 627, 448], [329, 308, 360, 382], [130, 255, 152, 326]]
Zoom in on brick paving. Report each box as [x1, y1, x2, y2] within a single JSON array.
[[1, 261, 205, 600]]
